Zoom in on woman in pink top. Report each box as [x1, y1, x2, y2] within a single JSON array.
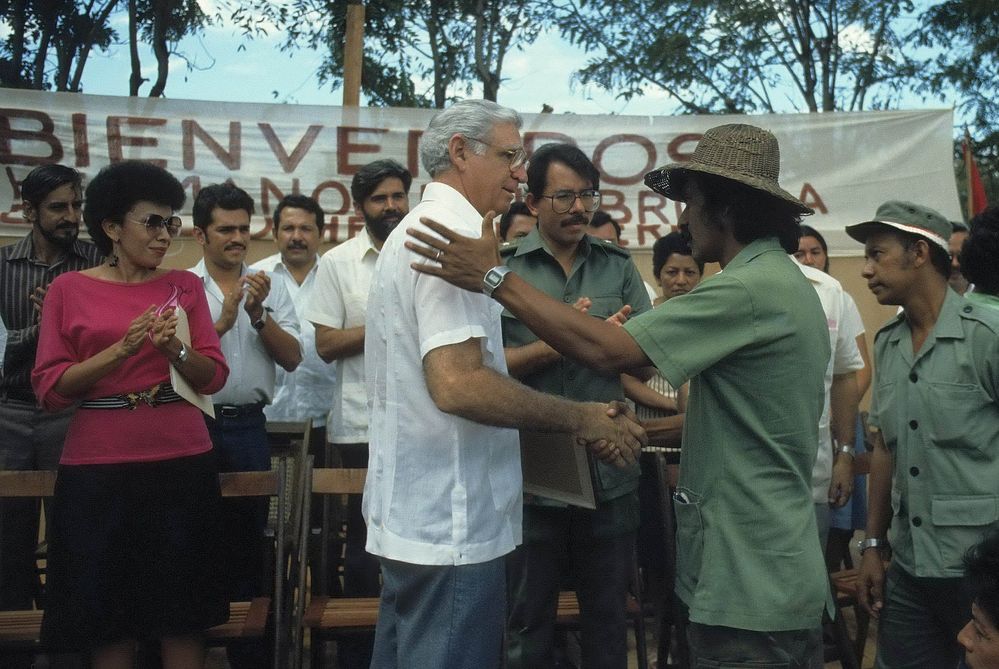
[[32, 161, 229, 669]]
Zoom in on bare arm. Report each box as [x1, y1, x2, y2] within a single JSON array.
[[423, 337, 646, 466], [54, 306, 154, 396], [504, 340, 562, 379], [828, 370, 859, 507], [622, 373, 678, 414], [858, 431, 893, 618], [314, 323, 365, 363], [407, 213, 651, 376], [149, 308, 218, 389]]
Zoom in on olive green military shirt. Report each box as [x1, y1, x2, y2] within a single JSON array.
[[869, 289, 999, 578], [624, 237, 830, 632], [501, 230, 651, 527]]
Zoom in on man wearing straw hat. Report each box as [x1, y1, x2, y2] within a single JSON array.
[[847, 201, 999, 669], [406, 123, 832, 665]]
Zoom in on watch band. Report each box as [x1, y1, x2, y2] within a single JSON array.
[[482, 266, 512, 298], [172, 342, 188, 367], [251, 309, 268, 331], [835, 440, 855, 458], [858, 537, 884, 555]]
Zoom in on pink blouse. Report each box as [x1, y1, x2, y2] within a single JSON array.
[[32, 270, 229, 464]]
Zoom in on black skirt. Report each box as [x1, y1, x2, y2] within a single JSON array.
[[41, 451, 228, 650]]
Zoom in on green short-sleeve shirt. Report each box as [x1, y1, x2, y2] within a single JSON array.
[[624, 237, 830, 631], [869, 289, 999, 577], [502, 230, 651, 515]]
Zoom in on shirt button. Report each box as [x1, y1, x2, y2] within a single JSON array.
[[909, 420, 918, 430], [912, 516, 922, 527], [563, 296, 573, 303], [909, 372, 918, 383], [910, 466, 919, 477], [963, 305, 973, 313]]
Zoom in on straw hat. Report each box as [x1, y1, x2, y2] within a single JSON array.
[[644, 123, 813, 215]]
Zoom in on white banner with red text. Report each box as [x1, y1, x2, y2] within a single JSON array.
[[0, 90, 961, 254]]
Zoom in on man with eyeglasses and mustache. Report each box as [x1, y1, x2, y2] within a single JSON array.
[[305, 159, 412, 668], [189, 182, 302, 669], [497, 142, 651, 668], [0, 165, 102, 646]]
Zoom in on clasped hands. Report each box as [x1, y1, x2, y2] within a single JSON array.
[[578, 400, 647, 468], [118, 305, 181, 358]]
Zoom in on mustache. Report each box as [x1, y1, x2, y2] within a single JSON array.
[[224, 243, 246, 251], [563, 214, 587, 227], [286, 241, 308, 249]]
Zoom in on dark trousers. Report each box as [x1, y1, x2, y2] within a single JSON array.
[[686, 618, 817, 668], [875, 563, 969, 669], [0, 399, 72, 610], [330, 442, 379, 669], [505, 504, 634, 669], [205, 408, 271, 669]]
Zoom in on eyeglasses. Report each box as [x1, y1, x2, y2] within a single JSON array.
[[465, 136, 529, 170], [539, 189, 601, 214], [126, 213, 183, 237]]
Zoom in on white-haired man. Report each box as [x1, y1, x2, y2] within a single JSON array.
[[363, 99, 646, 669]]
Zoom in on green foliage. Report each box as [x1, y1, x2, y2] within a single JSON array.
[[551, 0, 920, 114]]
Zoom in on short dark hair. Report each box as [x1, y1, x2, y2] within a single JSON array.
[[588, 210, 620, 239], [897, 230, 951, 279], [83, 161, 185, 255], [273, 194, 326, 234], [526, 143, 599, 198], [653, 231, 704, 277], [964, 528, 999, 630], [350, 159, 412, 206], [798, 224, 830, 272], [499, 201, 534, 239], [192, 182, 254, 230], [21, 164, 82, 208], [961, 206, 999, 295], [688, 172, 804, 253]]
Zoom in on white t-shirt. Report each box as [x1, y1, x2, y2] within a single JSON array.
[[362, 182, 522, 566]]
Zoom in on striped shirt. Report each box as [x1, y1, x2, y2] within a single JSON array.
[[0, 233, 103, 394]]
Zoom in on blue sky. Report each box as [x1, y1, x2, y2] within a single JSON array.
[[74, 14, 714, 116]]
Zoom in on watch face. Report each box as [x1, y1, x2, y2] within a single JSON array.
[[485, 269, 502, 287]]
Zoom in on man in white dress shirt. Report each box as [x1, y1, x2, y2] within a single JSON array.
[[306, 159, 412, 668], [190, 182, 302, 669], [250, 194, 334, 450], [363, 99, 645, 669]]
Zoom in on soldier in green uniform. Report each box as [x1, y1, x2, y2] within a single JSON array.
[[405, 123, 832, 666], [848, 201, 999, 669], [499, 143, 651, 668]]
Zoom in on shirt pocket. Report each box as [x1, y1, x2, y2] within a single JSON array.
[[673, 487, 705, 596], [931, 495, 999, 569], [925, 382, 993, 451]]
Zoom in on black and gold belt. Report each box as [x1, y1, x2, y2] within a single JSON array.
[[80, 382, 183, 410]]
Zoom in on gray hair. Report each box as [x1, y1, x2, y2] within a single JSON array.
[[420, 99, 523, 177]]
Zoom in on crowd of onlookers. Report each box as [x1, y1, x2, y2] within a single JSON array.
[[1, 98, 997, 669]]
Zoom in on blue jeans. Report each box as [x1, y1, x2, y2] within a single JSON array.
[[371, 556, 506, 669], [204, 408, 271, 669], [875, 564, 968, 669]]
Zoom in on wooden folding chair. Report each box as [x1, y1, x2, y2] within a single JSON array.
[[0, 468, 288, 667], [293, 467, 371, 669]]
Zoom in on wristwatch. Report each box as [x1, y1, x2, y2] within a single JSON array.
[[172, 342, 189, 367], [251, 309, 268, 331], [834, 439, 855, 458], [482, 266, 512, 298], [858, 537, 885, 555]]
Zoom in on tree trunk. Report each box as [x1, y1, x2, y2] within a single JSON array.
[[8, 0, 28, 84], [148, 0, 170, 97], [70, 0, 122, 92], [129, 0, 144, 95]]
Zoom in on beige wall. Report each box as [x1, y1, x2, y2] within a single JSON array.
[[4, 235, 888, 406]]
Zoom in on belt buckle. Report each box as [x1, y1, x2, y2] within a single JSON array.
[[220, 405, 240, 418], [124, 383, 162, 410]]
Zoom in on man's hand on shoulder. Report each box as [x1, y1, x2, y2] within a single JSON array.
[[405, 211, 502, 292]]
